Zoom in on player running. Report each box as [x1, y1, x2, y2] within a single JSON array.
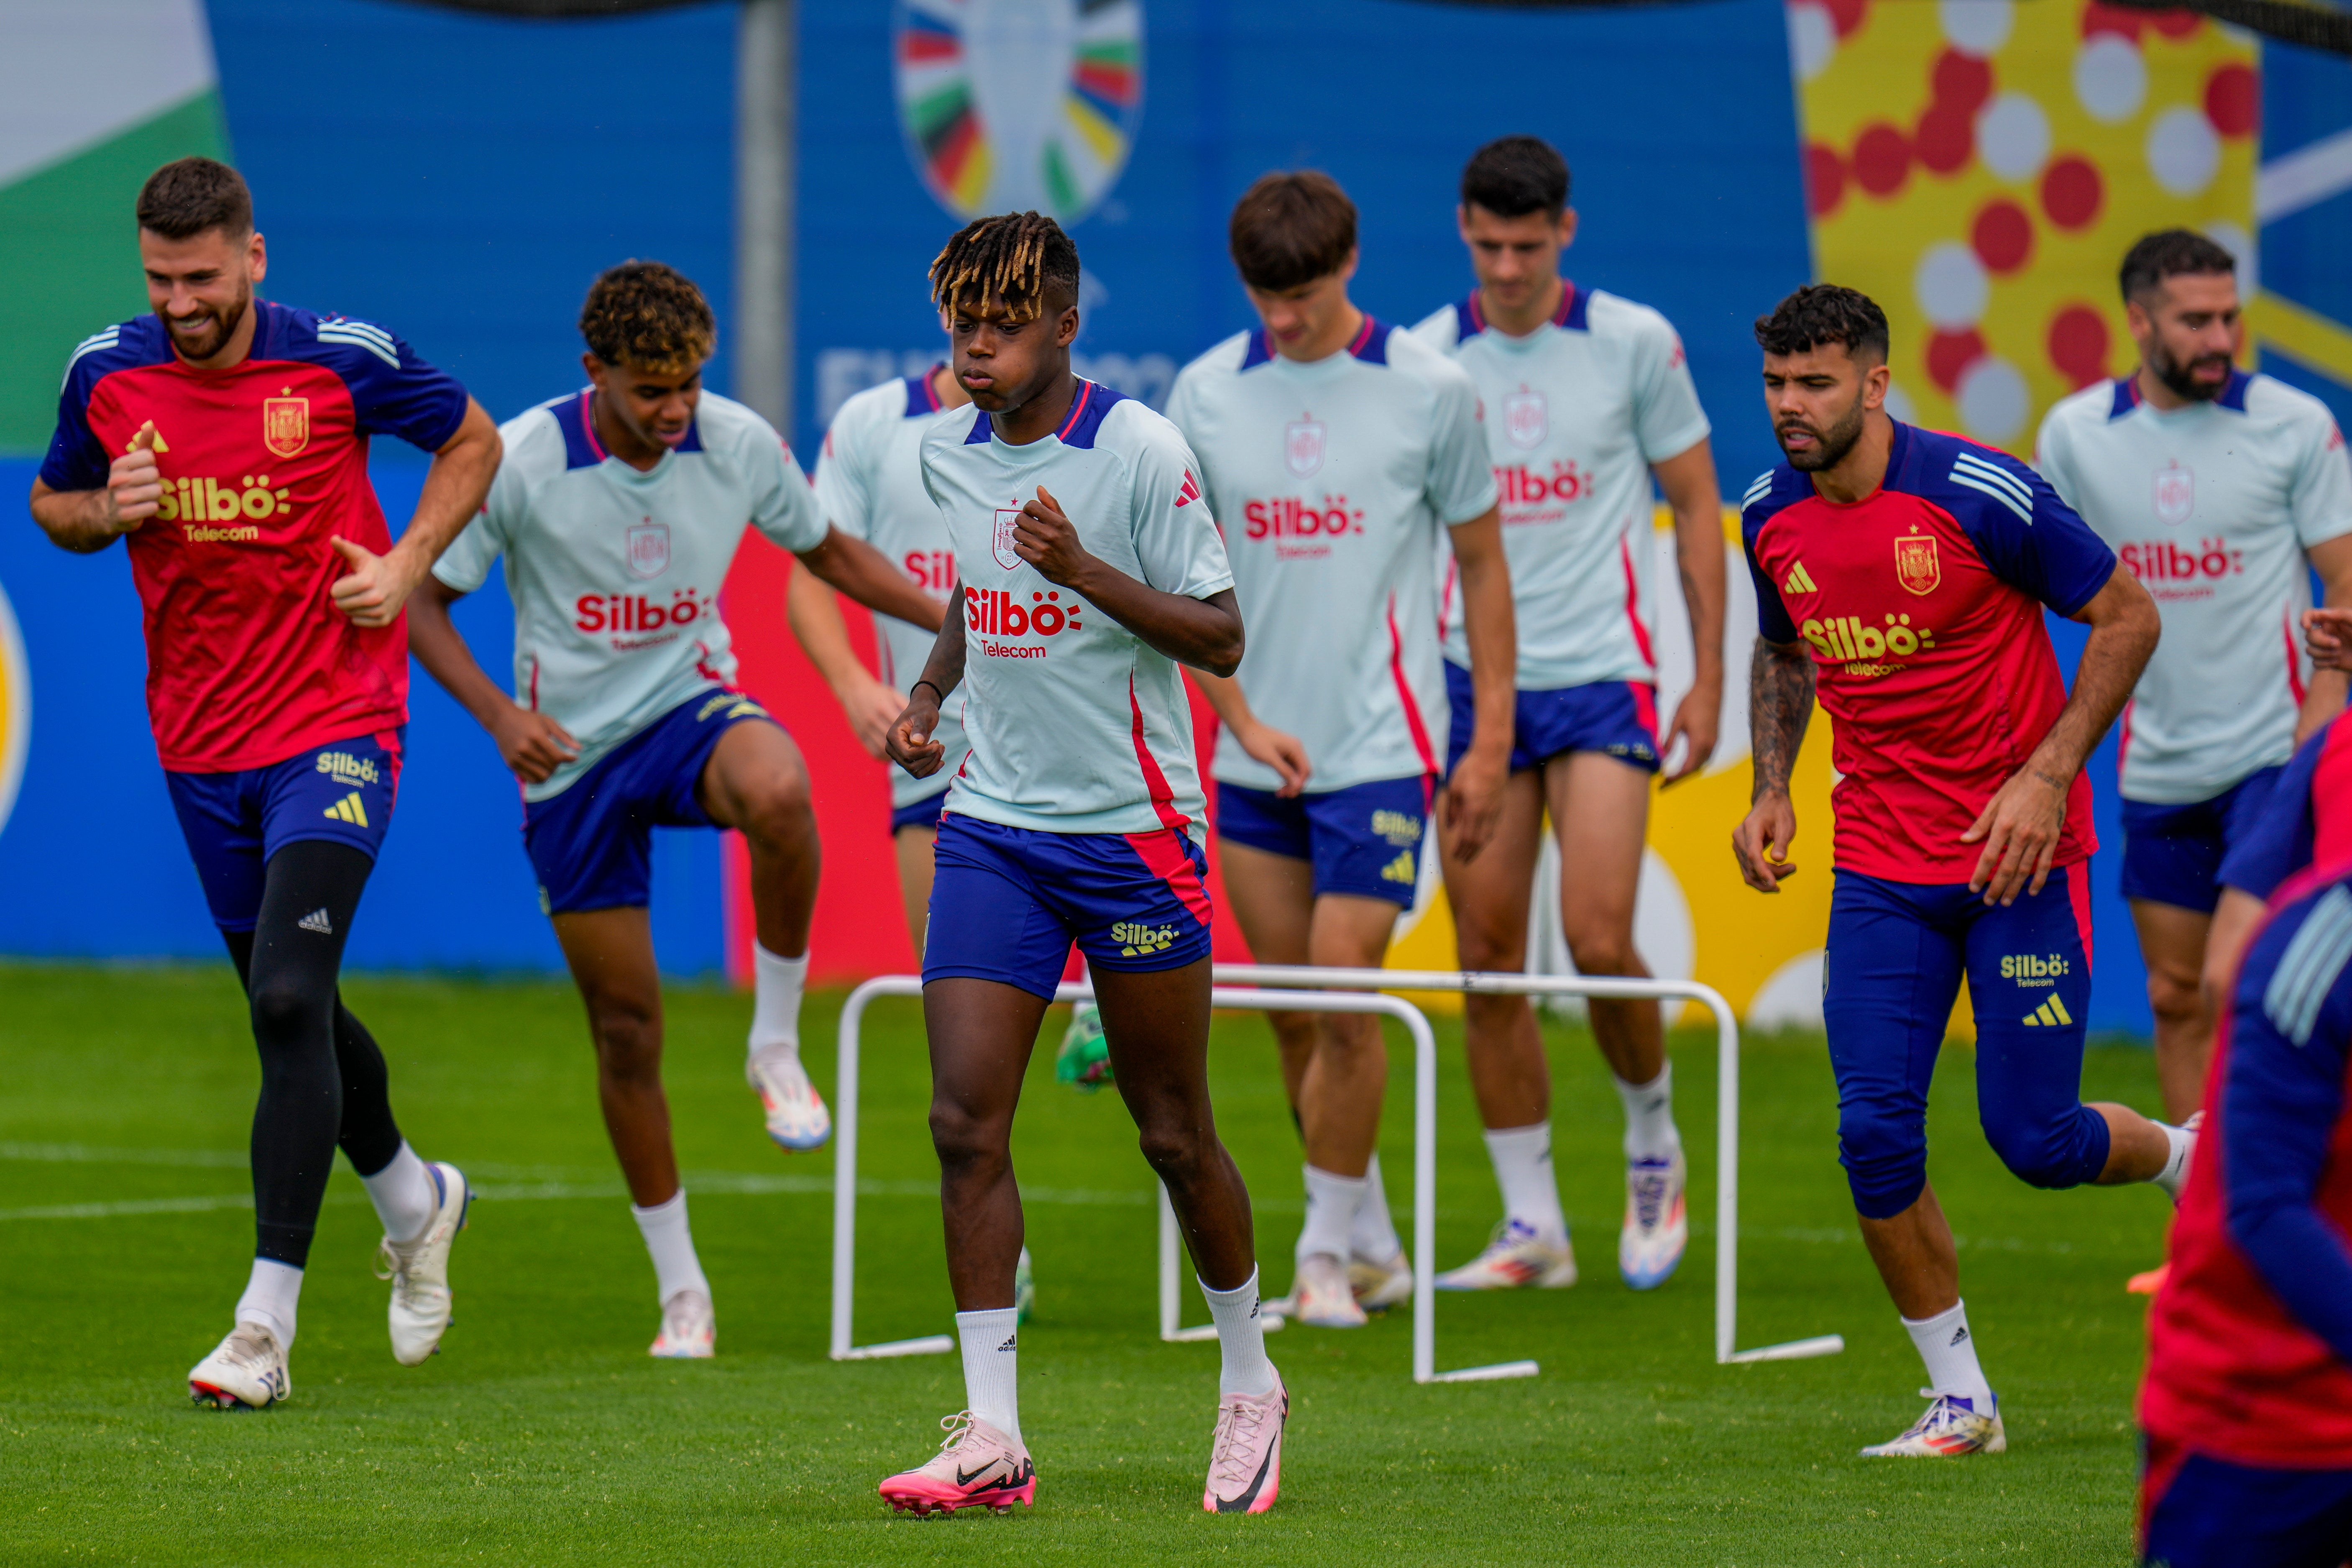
[[2139, 862, 2352, 1565], [879, 212, 1283, 1516], [27, 158, 500, 1407], [790, 336, 1038, 1315], [1165, 169, 1515, 1328], [1412, 135, 1724, 1294], [408, 261, 940, 1357], [1733, 284, 2193, 1457], [2035, 229, 2352, 1122]]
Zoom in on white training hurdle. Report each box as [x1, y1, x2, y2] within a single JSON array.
[[828, 965, 1841, 1381]]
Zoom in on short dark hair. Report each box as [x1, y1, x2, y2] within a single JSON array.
[[928, 211, 1081, 323], [2119, 228, 2236, 304], [1229, 171, 1357, 293], [1461, 136, 1570, 219], [136, 157, 252, 241], [1754, 283, 1891, 364], [579, 260, 715, 374]]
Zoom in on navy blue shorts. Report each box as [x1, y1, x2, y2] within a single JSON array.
[[2143, 1433, 2352, 1567], [1215, 774, 1429, 906], [891, 788, 948, 836], [523, 691, 774, 916], [1824, 865, 2110, 1219], [165, 728, 404, 932], [923, 813, 1215, 999], [2121, 765, 2285, 914], [1443, 662, 1660, 777]]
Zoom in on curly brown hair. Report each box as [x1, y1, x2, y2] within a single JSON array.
[[928, 212, 1080, 323], [579, 260, 714, 374]]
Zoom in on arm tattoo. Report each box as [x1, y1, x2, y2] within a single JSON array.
[[1748, 637, 1815, 801]]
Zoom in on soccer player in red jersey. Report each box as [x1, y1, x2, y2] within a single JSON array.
[[26, 159, 501, 1408], [2140, 862, 2352, 1565], [1731, 285, 2190, 1456]]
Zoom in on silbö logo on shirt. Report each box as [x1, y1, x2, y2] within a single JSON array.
[[574, 587, 717, 647], [157, 473, 292, 542], [966, 586, 1083, 661], [1800, 611, 1938, 678]]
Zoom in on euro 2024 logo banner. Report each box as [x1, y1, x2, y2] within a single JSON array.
[[893, 0, 1145, 224]]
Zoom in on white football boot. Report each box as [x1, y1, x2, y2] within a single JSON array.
[[189, 1322, 290, 1410], [377, 1160, 471, 1366], [748, 1048, 831, 1151], [1860, 1391, 2006, 1457], [1435, 1218, 1579, 1290], [1347, 1248, 1414, 1311], [1619, 1149, 1689, 1290], [1291, 1253, 1367, 1328], [649, 1288, 716, 1358]]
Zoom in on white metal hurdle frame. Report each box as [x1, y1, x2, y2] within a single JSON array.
[[830, 977, 1539, 1383], [830, 965, 1841, 1379]]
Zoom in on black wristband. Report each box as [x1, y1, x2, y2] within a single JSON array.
[[911, 679, 946, 706]]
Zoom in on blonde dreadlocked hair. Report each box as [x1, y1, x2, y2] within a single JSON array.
[[579, 260, 714, 376], [928, 211, 1081, 323]]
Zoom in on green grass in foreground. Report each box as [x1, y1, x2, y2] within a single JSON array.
[[0, 962, 2172, 1565]]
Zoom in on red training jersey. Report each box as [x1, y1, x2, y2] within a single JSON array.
[[1740, 422, 2118, 883], [39, 301, 469, 772], [2142, 864, 2352, 1466]]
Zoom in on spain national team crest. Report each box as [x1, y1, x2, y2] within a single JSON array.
[[1504, 388, 1547, 450], [992, 507, 1023, 571], [1894, 530, 1940, 596], [626, 520, 670, 579], [1285, 419, 1325, 478], [2153, 464, 2195, 527], [262, 396, 309, 459]]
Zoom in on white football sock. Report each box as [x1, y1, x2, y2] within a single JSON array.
[[955, 1307, 1022, 1443], [1483, 1123, 1568, 1239], [1350, 1152, 1402, 1261], [361, 1142, 437, 1245], [1296, 1164, 1365, 1264], [1903, 1299, 1993, 1407], [2153, 1120, 2194, 1201], [1199, 1269, 1278, 1397], [631, 1191, 711, 1305], [235, 1257, 304, 1348], [748, 942, 808, 1066], [1615, 1062, 1681, 1163]]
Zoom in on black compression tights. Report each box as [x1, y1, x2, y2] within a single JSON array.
[[221, 839, 406, 1268]]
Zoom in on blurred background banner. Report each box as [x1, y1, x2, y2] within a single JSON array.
[[0, 0, 2346, 1037]]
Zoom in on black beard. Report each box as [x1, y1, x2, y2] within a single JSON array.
[[1778, 393, 1868, 473], [161, 293, 248, 361], [2149, 340, 2232, 403]]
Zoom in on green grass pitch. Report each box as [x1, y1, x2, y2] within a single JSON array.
[[0, 960, 2171, 1565]]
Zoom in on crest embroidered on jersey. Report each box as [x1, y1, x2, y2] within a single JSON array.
[[1894, 530, 1941, 596], [626, 521, 670, 579], [2153, 464, 2194, 527], [263, 396, 309, 459], [1284, 419, 1325, 477], [992, 507, 1023, 571], [1504, 389, 1548, 450]]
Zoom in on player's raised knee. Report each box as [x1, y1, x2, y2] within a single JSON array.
[[1982, 1110, 2105, 1192], [732, 767, 814, 847]]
